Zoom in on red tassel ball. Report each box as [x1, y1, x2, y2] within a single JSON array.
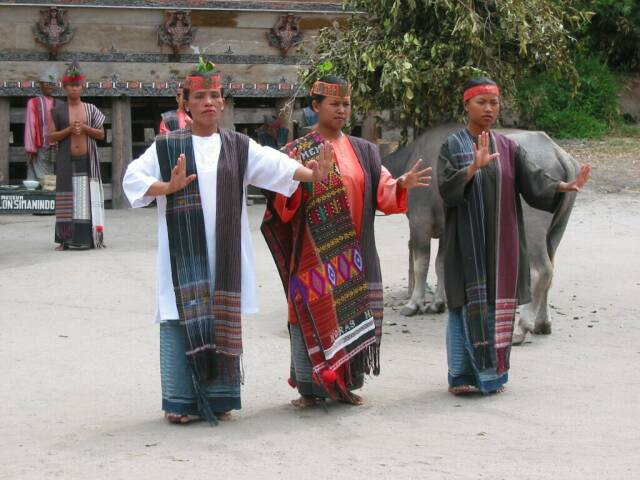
[[96, 225, 104, 232], [287, 377, 297, 388], [321, 369, 337, 384]]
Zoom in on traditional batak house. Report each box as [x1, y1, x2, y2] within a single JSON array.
[[0, 0, 351, 209]]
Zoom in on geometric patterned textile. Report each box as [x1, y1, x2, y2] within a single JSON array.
[[268, 130, 377, 399]]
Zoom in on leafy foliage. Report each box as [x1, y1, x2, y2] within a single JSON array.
[[306, 0, 588, 139], [517, 55, 620, 138], [571, 0, 640, 72]]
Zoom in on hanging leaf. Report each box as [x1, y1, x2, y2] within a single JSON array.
[[196, 56, 216, 73], [302, 0, 584, 139]]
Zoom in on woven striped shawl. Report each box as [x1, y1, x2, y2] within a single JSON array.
[[53, 101, 106, 247], [161, 110, 181, 132], [156, 128, 248, 385], [261, 132, 383, 398], [447, 129, 519, 374], [26, 96, 51, 153]]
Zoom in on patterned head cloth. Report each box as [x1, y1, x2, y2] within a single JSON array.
[[39, 65, 59, 84], [310, 79, 352, 99], [62, 60, 85, 85], [463, 77, 500, 102], [184, 56, 222, 92]]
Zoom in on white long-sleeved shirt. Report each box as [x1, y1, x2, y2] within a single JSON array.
[[123, 133, 300, 323]]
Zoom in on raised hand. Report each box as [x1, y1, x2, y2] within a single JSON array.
[[307, 141, 334, 183], [472, 131, 500, 171], [167, 154, 197, 194], [558, 164, 592, 192], [398, 159, 432, 190], [288, 146, 303, 164]]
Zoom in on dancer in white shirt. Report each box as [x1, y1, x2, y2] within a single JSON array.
[[124, 60, 332, 425]]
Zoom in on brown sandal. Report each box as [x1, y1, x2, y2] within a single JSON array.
[[164, 412, 196, 424], [448, 385, 480, 395]]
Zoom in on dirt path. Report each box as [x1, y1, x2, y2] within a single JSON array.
[[558, 136, 640, 193], [1, 187, 638, 479]]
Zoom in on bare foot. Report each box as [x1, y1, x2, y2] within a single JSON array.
[[340, 392, 364, 406], [494, 386, 506, 394], [164, 412, 191, 424], [55, 244, 67, 251], [214, 411, 232, 421], [448, 385, 479, 395], [291, 396, 317, 408]]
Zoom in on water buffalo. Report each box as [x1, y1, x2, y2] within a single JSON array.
[[382, 124, 578, 344]]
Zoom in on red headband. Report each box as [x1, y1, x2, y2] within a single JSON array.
[[62, 74, 86, 84], [184, 74, 222, 92], [310, 80, 352, 98], [463, 84, 500, 102]]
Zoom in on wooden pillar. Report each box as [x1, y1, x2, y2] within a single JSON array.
[[0, 98, 10, 183], [221, 97, 235, 131], [110, 97, 132, 209], [362, 111, 378, 143]]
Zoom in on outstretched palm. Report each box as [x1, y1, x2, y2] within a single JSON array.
[[560, 164, 592, 192], [472, 131, 500, 170], [399, 159, 432, 189], [168, 154, 197, 194], [307, 142, 334, 183]]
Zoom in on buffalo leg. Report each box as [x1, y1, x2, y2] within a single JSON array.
[[424, 238, 446, 313], [401, 235, 431, 316], [531, 255, 553, 335], [514, 253, 553, 344]]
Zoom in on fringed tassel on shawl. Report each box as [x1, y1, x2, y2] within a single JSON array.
[[468, 310, 492, 370], [190, 372, 219, 427], [188, 350, 219, 382], [89, 179, 106, 248], [184, 317, 218, 381], [321, 343, 382, 406], [94, 225, 105, 248], [495, 347, 510, 375], [365, 343, 381, 376], [472, 341, 492, 370]]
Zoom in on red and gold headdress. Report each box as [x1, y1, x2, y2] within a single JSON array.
[[184, 56, 222, 92], [61, 60, 85, 85], [463, 83, 500, 102], [310, 80, 352, 98]]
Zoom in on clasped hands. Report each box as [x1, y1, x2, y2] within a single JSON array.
[[70, 120, 87, 136]]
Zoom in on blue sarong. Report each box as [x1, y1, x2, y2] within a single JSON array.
[[160, 321, 241, 415], [447, 306, 508, 393]]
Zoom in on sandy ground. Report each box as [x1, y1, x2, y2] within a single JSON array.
[[558, 136, 640, 194], [1, 188, 639, 479]]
